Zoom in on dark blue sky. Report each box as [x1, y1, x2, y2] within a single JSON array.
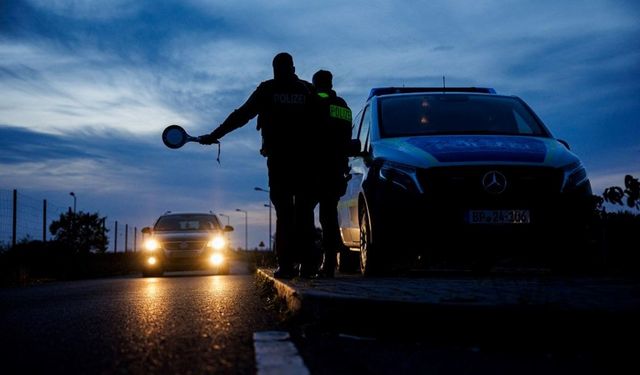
[[1, 0, 639, 248]]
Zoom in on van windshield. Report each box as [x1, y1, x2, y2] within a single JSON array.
[[379, 94, 549, 138]]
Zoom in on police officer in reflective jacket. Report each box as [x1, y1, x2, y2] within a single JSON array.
[[199, 52, 320, 279], [312, 70, 352, 277]]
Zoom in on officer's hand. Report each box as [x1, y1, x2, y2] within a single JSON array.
[[198, 133, 219, 145]]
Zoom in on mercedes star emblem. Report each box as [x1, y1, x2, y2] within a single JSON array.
[[482, 171, 507, 194]]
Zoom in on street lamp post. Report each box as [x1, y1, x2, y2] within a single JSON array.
[[254, 187, 272, 252], [235, 209, 248, 251], [264, 204, 272, 252], [69, 192, 76, 214]]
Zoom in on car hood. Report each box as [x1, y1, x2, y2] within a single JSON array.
[[373, 135, 580, 168], [152, 231, 216, 241]]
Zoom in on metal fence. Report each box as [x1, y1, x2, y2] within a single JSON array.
[[0, 189, 141, 252]]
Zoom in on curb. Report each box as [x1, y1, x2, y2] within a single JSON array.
[[257, 268, 303, 313], [256, 268, 640, 331]]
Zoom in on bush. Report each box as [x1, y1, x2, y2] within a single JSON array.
[[0, 240, 140, 286], [596, 211, 640, 273]]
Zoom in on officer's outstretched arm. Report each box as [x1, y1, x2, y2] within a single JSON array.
[[218, 89, 261, 136], [199, 86, 262, 144]]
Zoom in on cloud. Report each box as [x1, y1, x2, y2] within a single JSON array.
[[0, 40, 192, 135], [24, 0, 144, 20], [0, 125, 94, 163]]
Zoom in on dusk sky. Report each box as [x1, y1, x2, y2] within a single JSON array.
[[1, 0, 639, 249]]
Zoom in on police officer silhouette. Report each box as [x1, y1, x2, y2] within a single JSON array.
[[199, 53, 320, 279], [312, 70, 352, 277]]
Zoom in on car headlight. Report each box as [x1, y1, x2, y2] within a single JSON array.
[[562, 161, 590, 192], [209, 253, 224, 266], [144, 239, 159, 252], [207, 236, 226, 250], [379, 161, 423, 193]]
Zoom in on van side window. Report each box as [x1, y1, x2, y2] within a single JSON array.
[[359, 105, 371, 151], [352, 108, 363, 140]]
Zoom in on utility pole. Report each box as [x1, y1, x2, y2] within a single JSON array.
[[12, 189, 17, 248], [235, 209, 248, 251], [42, 199, 47, 242]]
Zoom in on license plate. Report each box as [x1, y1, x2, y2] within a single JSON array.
[[468, 210, 530, 224]]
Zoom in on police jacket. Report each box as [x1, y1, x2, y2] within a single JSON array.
[[317, 90, 352, 176], [209, 74, 319, 159]]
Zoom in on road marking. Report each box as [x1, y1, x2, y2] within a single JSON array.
[[253, 331, 309, 375]]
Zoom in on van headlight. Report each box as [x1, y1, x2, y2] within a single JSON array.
[[144, 239, 159, 252], [207, 236, 226, 250], [379, 161, 423, 193], [562, 161, 590, 192]]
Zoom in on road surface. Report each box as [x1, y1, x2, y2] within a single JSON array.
[[1, 260, 636, 374], [0, 261, 284, 374]]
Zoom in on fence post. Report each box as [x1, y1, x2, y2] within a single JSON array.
[[114, 220, 118, 253], [12, 189, 17, 248], [125, 224, 129, 252], [42, 199, 47, 242]]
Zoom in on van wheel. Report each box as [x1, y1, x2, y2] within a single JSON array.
[[359, 205, 384, 277]]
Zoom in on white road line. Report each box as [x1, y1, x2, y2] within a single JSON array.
[[253, 331, 310, 375]]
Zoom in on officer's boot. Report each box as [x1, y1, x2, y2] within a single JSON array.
[[319, 251, 336, 278]]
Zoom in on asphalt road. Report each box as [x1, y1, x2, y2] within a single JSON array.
[[0, 261, 284, 374], [2, 260, 636, 375]]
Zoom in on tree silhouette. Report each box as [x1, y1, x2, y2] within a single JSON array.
[[603, 175, 640, 210], [49, 211, 109, 253]]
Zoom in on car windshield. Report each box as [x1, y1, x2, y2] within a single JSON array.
[[154, 215, 218, 231], [379, 94, 548, 137]]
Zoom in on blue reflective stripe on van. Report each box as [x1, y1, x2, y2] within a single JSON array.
[[406, 136, 547, 163]]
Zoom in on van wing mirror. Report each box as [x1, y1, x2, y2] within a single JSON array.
[[558, 139, 571, 150], [224, 225, 234, 232], [141, 227, 152, 234], [347, 139, 362, 157]]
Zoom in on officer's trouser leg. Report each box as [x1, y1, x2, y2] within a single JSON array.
[[271, 190, 295, 271], [319, 195, 340, 270], [295, 191, 318, 275]]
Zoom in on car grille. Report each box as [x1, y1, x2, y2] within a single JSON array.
[[417, 166, 563, 206], [163, 241, 207, 251]]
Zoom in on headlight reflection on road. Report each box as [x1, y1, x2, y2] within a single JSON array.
[[144, 278, 160, 298], [131, 278, 168, 337], [208, 275, 229, 294]]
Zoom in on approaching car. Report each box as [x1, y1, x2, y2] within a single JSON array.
[[141, 212, 234, 277], [337, 87, 593, 275]]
